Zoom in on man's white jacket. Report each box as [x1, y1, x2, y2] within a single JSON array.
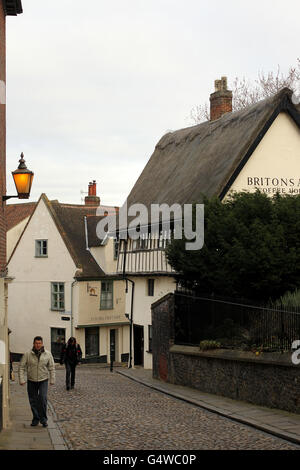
[[19, 349, 56, 385]]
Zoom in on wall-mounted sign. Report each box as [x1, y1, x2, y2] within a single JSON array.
[[61, 317, 70, 321], [246, 177, 300, 194], [90, 314, 123, 323], [87, 283, 98, 296]]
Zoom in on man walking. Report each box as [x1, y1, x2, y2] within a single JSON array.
[[19, 336, 55, 427]]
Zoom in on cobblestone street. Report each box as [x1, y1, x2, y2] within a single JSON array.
[[48, 365, 299, 450]]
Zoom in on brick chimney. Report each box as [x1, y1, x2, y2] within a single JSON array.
[[210, 76, 232, 121], [85, 180, 100, 206]]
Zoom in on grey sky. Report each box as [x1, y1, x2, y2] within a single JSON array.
[[5, 0, 300, 206]]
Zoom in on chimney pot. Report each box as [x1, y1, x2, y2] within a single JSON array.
[[210, 76, 232, 121], [85, 180, 100, 205]]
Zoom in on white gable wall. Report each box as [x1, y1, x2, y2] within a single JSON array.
[[7, 197, 77, 355], [131, 276, 176, 369], [227, 112, 300, 196], [90, 237, 117, 275]]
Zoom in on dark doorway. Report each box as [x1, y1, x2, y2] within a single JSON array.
[[85, 327, 99, 357], [51, 328, 66, 361], [134, 325, 144, 366]]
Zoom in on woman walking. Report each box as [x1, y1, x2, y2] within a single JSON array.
[[60, 337, 82, 390]]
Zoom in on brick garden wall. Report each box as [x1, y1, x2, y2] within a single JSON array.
[[152, 293, 300, 414]]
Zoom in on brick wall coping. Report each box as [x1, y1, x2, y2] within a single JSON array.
[[170, 344, 299, 368]]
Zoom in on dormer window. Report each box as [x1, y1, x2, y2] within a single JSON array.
[[35, 239, 48, 257]]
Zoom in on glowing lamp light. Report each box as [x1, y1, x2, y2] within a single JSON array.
[[3, 153, 34, 201]]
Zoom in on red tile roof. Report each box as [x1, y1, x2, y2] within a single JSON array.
[[5, 202, 37, 231]]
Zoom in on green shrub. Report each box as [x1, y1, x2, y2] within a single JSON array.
[[271, 289, 300, 308], [199, 340, 221, 351]]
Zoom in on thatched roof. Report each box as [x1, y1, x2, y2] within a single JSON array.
[[125, 88, 300, 215]]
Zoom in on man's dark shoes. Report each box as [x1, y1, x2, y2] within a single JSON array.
[[41, 422, 48, 428], [31, 420, 39, 426], [66, 386, 70, 390]]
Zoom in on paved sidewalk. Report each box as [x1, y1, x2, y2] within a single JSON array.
[[0, 378, 68, 450], [117, 367, 300, 446]]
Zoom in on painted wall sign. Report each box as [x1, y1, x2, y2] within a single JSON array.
[[90, 314, 123, 323], [246, 177, 300, 194]]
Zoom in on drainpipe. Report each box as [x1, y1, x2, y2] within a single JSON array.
[[125, 278, 134, 369], [122, 239, 134, 369], [84, 216, 91, 255], [71, 280, 76, 337]]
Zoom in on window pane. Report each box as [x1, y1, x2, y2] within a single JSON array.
[[148, 279, 154, 296], [51, 283, 65, 309], [35, 240, 47, 256], [52, 295, 57, 308], [100, 281, 113, 309], [85, 328, 99, 357], [51, 328, 66, 360]]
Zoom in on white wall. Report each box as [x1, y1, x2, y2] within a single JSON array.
[[130, 276, 176, 369], [7, 197, 76, 355], [90, 237, 118, 275], [228, 112, 300, 196]]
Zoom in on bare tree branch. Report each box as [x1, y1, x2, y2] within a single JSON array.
[[190, 59, 300, 124]]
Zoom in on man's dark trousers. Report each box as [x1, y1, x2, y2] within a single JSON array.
[[65, 361, 76, 388], [27, 379, 48, 424]]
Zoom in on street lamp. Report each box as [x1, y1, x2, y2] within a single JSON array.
[[3, 153, 34, 201]]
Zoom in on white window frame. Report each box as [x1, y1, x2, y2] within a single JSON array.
[[35, 239, 48, 257], [100, 281, 113, 310], [51, 282, 65, 311]]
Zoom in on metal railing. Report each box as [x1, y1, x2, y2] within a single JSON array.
[[174, 291, 300, 352]]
